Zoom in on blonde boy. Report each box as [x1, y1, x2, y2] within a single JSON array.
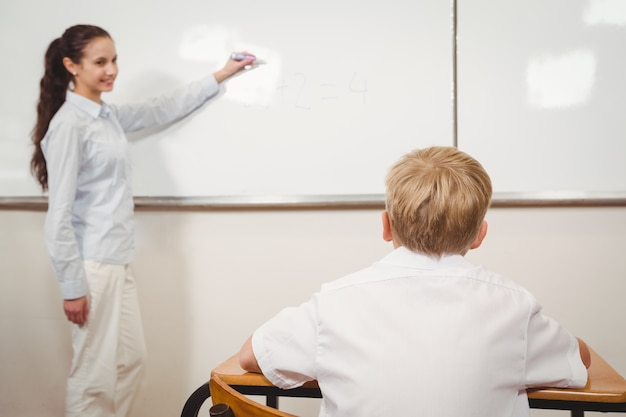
[[240, 146, 590, 417]]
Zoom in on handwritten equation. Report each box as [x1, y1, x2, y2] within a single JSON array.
[[243, 72, 369, 110]]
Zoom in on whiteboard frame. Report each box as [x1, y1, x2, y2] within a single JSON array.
[[2, 192, 626, 211]]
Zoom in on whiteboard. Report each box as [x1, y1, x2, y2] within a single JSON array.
[[457, 0, 626, 196], [0, 0, 454, 198]]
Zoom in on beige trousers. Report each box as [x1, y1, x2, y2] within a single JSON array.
[[65, 261, 147, 417]]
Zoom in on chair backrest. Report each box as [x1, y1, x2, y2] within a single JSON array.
[[209, 373, 298, 417]]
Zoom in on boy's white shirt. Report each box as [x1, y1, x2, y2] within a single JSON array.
[[252, 247, 587, 417]]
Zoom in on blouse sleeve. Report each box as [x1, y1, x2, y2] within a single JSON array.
[[42, 121, 88, 299], [112, 75, 220, 133]]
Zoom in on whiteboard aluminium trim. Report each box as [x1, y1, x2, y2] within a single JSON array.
[[2, 192, 626, 211]]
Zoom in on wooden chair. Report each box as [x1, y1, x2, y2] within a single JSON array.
[[209, 373, 298, 417]]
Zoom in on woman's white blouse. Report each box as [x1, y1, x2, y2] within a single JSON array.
[[42, 76, 219, 299]]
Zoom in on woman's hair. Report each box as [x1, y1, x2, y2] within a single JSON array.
[[30, 24, 111, 191], [385, 146, 492, 257]]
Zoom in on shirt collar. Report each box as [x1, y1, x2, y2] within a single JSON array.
[[381, 246, 474, 270], [65, 90, 111, 119]]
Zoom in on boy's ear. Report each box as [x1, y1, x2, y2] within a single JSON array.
[[382, 211, 393, 242], [469, 220, 488, 250]]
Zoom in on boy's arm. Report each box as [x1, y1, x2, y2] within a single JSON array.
[[239, 336, 262, 373], [578, 337, 592, 369]]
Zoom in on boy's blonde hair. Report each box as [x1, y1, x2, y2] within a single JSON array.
[[385, 146, 492, 256]]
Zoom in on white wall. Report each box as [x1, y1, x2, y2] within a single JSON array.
[[1, 207, 625, 416]]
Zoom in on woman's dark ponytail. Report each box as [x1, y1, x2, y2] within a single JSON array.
[[31, 38, 71, 191]]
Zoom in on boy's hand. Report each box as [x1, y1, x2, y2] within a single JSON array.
[[239, 336, 262, 373], [577, 338, 591, 369]]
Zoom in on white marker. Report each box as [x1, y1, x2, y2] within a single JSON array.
[[231, 53, 256, 61]]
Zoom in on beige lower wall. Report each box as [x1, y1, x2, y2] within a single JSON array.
[[1, 207, 625, 417]]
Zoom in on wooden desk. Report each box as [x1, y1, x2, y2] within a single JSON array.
[[181, 348, 626, 417], [527, 349, 626, 416]]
